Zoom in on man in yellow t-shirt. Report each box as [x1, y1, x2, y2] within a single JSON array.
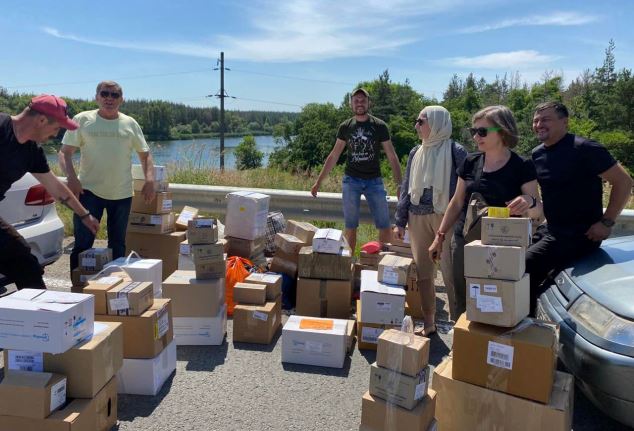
[[59, 80, 156, 271]]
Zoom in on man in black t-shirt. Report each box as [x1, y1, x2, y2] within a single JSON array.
[[311, 88, 402, 251], [527, 102, 633, 312], [0, 95, 99, 290]]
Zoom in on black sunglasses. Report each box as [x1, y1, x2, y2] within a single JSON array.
[[469, 127, 501, 137], [99, 90, 121, 99], [414, 118, 427, 126]]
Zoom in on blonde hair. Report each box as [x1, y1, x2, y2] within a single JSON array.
[[472, 105, 518, 148]]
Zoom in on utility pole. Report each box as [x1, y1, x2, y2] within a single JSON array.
[[211, 52, 230, 171]]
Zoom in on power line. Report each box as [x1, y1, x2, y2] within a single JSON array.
[[230, 96, 303, 108], [228, 68, 354, 86]]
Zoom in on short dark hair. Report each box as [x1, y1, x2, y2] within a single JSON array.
[[96, 80, 123, 95], [534, 101, 568, 118]]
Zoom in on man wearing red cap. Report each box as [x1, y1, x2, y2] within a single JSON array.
[[0, 95, 100, 289]]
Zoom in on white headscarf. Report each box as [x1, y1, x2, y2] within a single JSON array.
[[408, 106, 453, 213]]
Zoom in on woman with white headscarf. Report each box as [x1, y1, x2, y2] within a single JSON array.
[[394, 106, 467, 335]]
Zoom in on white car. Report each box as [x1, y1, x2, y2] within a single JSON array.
[[0, 173, 64, 284]]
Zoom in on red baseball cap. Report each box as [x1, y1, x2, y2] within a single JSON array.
[[29, 94, 79, 130]]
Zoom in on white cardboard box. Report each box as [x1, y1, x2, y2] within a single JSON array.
[[116, 339, 176, 395], [312, 228, 343, 254], [131, 164, 168, 182], [172, 304, 227, 345], [0, 290, 94, 354], [224, 191, 270, 240], [360, 270, 406, 326], [282, 315, 347, 368], [178, 240, 195, 270], [105, 255, 163, 298]]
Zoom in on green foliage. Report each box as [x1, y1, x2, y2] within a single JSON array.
[[234, 135, 264, 170]]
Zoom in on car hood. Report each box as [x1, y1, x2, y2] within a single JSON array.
[[566, 236, 634, 319]]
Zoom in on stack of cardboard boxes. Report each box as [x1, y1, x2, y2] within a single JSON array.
[[232, 277, 281, 345], [360, 329, 436, 431], [432, 215, 574, 430], [175, 205, 201, 271], [0, 289, 120, 430], [224, 191, 270, 268], [104, 253, 163, 298], [71, 247, 113, 291], [187, 217, 225, 280], [386, 231, 422, 320]]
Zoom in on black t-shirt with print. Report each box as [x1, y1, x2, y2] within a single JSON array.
[[0, 113, 50, 201], [532, 133, 616, 236], [337, 115, 390, 179], [456, 151, 536, 235]]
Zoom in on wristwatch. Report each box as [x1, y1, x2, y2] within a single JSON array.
[[600, 217, 615, 228], [79, 212, 91, 220], [529, 195, 537, 209]]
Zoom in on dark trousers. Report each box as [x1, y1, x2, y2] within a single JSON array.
[[526, 225, 601, 314], [451, 233, 467, 319], [0, 216, 46, 289], [70, 190, 132, 271]]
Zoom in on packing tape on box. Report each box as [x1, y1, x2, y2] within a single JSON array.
[[488, 207, 510, 218]]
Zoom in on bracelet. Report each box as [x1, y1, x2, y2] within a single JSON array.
[[79, 212, 91, 220]]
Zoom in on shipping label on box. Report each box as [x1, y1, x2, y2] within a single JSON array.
[[481, 216, 532, 248], [464, 240, 526, 281], [298, 246, 352, 281], [233, 301, 280, 344], [132, 164, 167, 181], [274, 233, 306, 255], [84, 275, 127, 315], [128, 212, 175, 234], [376, 329, 430, 377], [244, 273, 282, 300], [0, 371, 67, 419], [282, 316, 347, 368], [378, 254, 413, 286], [312, 228, 343, 254], [356, 300, 400, 351], [106, 281, 154, 316], [233, 282, 267, 305], [361, 390, 436, 431], [296, 278, 352, 319], [187, 218, 218, 244], [360, 270, 406, 325], [192, 242, 224, 264], [284, 220, 318, 244], [369, 363, 430, 410], [225, 191, 270, 240], [466, 274, 530, 327], [131, 191, 173, 215], [78, 248, 112, 271]]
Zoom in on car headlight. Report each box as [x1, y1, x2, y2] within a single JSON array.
[[569, 295, 634, 349]]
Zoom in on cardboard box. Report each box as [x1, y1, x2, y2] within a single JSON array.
[[0, 290, 94, 354], [132, 164, 167, 181], [78, 248, 112, 271], [377, 254, 413, 286], [296, 278, 352, 319], [281, 315, 347, 368], [192, 242, 224, 264], [178, 240, 195, 270], [127, 211, 175, 234], [133, 178, 169, 193], [387, 243, 414, 258], [106, 255, 163, 297], [345, 320, 356, 354], [131, 191, 173, 214], [172, 303, 227, 345], [312, 228, 343, 254], [464, 240, 526, 281], [0, 376, 118, 431], [269, 253, 298, 278], [369, 363, 430, 410], [97, 299, 173, 359], [195, 258, 226, 279], [356, 300, 400, 351], [243, 273, 282, 301], [125, 230, 186, 280], [376, 329, 430, 377], [274, 233, 306, 255], [284, 220, 318, 244], [3, 321, 123, 399], [481, 216, 532, 248], [117, 339, 176, 395], [233, 301, 281, 344], [466, 274, 530, 327], [225, 191, 270, 240], [84, 275, 127, 315], [360, 270, 406, 326], [233, 282, 266, 305], [405, 279, 424, 319], [452, 314, 558, 403], [161, 270, 225, 317], [0, 371, 67, 419], [175, 205, 199, 230], [187, 218, 218, 244], [106, 281, 154, 316], [298, 246, 352, 281], [70, 268, 99, 290], [432, 358, 573, 431], [360, 390, 436, 431], [226, 236, 265, 258]]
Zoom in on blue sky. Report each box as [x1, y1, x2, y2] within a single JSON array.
[[1, 0, 632, 112]]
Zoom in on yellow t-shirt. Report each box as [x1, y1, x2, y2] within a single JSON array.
[[62, 110, 150, 200]]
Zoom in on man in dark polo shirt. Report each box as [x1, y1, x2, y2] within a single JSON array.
[[310, 88, 402, 251], [0, 95, 99, 289], [527, 101, 633, 312]]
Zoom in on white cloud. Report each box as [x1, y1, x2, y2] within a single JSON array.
[[460, 11, 597, 34], [442, 50, 559, 69]]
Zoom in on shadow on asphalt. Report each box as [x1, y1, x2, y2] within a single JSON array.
[[358, 349, 377, 365], [117, 372, 175, 421], [232, 327, 282, 353], [281, 355, 353, 378], [177, 342, 229, 372]]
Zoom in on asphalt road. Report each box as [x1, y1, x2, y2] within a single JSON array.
[[1, 238, 631, 431]]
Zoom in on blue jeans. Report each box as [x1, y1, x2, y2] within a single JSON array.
[[342, 175, 390, 229], [70, 190, 132, 271]]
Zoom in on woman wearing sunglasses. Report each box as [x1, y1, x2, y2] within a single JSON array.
[[428, 105, 543, 318], [394, 106, 468, 336]]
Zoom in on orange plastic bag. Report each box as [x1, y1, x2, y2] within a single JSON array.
[[225, 256, 254, 316]]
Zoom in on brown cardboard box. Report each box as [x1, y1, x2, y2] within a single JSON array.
[[378, 255, 413, 286], [226, 236, 265, 258], [345, 319, 356, 354], [284, 220, 318, 244], [162, 270, 225, 317], [195, 258, 226, 279], [296, 278, 352, 319], [187, 218, 218, 244], [127, 211, 175, 234], [432, 358, 573, 431], [131, 192, 173, 214], [405, 278, 424, 319], [243, 273, 282, 300], [125, 230, 186, 279], [98, 299, 173, 359], [192, 242, 224, 264], [466, 274, 530, 327], [78, 248, 112, 271], [274, 233, 306, 255], [175, 205, 199, 230], [452, 314, 558, 403], [386, 243, 414, 258], [233, 300, 280, 344], [356, 300, 400, 351], [3, 321, 124, 398], [368, 363, 430, 410], [481, 216, 532, 248], [70, 268, 99, 291], [0, 376, 118, 431], [376, 329, 430, 377], [134, 178, 169, 192], [106, 281, 154, 316], [360, 389, 436, 431], [233, 282, 266, 305], [84, 275, 128, 315], [464, 240, 526, 281], [298, 246, 352, 281], [269, 252, 298, 278], [0, 371, 67, 419]]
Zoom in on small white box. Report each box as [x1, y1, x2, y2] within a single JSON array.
[[224, 191, 270, 240], [106, 255, 163, 298], [178, 240, 195, 270], [131, 164, 168, 182], [172, 304, 227, 346], [0, 290, 94, 354], [282, 315, 347, 368], [312, 229, 343, 254], [360, 270, 406, 326], [116, 339, 176, 396]]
